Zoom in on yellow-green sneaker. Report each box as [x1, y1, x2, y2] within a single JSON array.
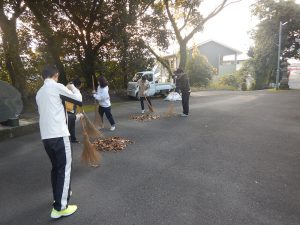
[[51, 205, 78, 219]]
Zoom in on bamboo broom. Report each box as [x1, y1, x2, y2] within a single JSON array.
[[144, 96, 155, 113], [165, 101, 175, 117], [80, 117, 101, 166], [92, 75, 103, 129], [82, 112, 105, 139]]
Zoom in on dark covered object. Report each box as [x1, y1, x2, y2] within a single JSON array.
[[0, 80, 23, 122]]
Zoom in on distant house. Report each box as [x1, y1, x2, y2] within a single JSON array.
[[164, 40, 244, 76]]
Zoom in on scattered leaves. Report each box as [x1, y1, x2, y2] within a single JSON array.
[[130, 114, 160, 122], [93, 136, 134, 152]]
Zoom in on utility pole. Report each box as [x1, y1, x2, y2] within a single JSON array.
[[276, 21, 288, 90]]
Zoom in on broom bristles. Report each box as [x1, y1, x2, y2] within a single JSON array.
[[80, 118, 101, 166], [83, 112, 105, 139], [145, 97, 155, 113], [81, 132, 101, 166], [94, 104, 103, 128], [165, 102, 175, 117]]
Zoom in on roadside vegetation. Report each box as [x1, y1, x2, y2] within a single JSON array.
[[0, 0, 300, 111]]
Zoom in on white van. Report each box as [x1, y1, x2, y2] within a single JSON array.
[[127, 71, 175, 98], [288, 69, 300, 89]]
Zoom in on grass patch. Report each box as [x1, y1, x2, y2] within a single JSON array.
[[82, 104, 96, 113], [83, 101, 128, 113], [267, 88, 279, 92], [191, 84, 238, 91]]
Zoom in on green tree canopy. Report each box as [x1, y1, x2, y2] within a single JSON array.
[[186, 46, 214, 87], [249, 0, 300, 88]]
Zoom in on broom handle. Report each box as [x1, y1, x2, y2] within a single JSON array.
[[92, 75, 95, 91], [144, 96, 153, 110], [92, 75, 103, 124], [80, 116, 86, 133]]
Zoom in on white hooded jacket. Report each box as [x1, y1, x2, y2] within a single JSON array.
[[36, 79, 82, 140], [93, 86, 111, 107]]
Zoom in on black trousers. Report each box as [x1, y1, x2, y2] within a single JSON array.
[[98, 106, 115, 126], [67, 112, 77, 141], [140, 97, 152, 110], [182, 91, 190, 115], [43, 137, 72, 211]]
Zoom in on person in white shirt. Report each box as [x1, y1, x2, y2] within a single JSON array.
[[93, 76, 116, 131], [36, 65, 82, 219]]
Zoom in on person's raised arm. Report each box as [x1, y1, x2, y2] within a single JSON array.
[[58, 83, 82, 106]]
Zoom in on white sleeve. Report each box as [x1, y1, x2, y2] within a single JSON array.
[[57, 83, 82, 102], [93, 87, 110, 101]]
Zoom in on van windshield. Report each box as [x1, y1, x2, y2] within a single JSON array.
[[132, 72, 144, 82]]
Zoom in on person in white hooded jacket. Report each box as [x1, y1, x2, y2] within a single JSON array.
[[93, 76, 116, 131]]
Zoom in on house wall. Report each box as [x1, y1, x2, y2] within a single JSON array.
[[163, 41, 241, 77], [197, 42, 238, 70], [219, 64, 237, 76]]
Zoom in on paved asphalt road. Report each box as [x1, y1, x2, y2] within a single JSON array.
[[1, 90, 300, 225]]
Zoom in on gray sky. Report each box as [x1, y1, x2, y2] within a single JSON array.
[[168, 0, 300, 55], [197, 0, 257, 52]]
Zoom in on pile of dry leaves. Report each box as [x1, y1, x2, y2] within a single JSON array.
[[130, 114, 160, 122], [93, 137, 133, 152]]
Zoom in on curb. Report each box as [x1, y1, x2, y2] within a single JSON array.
[[0, 118, 39, 142]]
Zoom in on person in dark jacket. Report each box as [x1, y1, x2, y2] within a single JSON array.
[[174, 68, 190, 117]]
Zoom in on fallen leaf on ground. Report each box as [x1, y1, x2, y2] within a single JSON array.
[[93, 137, 134, 152], [130, 114, 160, 122]]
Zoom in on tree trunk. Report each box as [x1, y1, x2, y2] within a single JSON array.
[[26, 1, 68, 84], [46, 37, 67, 84], [121, 35, 129, 89], [82, 51, 96, 89], [178, 43, 187, 71], [1, 19, 28, 105]]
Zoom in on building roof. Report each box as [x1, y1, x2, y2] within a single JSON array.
[[195, 39, 242, 54], [163, 39, 242, 58]]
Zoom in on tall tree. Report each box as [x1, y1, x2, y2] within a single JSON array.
[[250, 0, 300, 88], [54, 0, 115, 88], [0, 0, 28, 103], [186, 46, 214, 87], [25, 0, 68, 84], [162, 0, 241, 70], [112, 0, 160, 87]]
